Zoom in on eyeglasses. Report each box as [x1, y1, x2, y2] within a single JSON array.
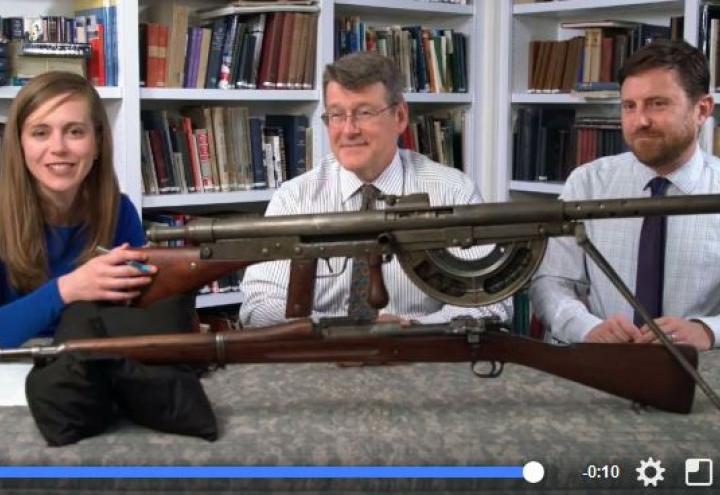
[[321, 103, 397, 127]]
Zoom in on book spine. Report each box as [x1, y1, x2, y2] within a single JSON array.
[[211, 107, 230, 191], [195, 128, 215, 191], [249, 117, 267, 188], [195, 28, 212, 89], [257, 12, 279, 88], [275, 13, 295, 89], [205, 18, 226, 89], [218, 15, 239, 89]]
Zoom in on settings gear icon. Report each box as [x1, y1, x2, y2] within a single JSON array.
[[636, 457, 665, 487]]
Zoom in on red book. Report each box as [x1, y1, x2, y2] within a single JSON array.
[[87, 22, 106, 86], [257, 12, 281, 88], [400, 125, 415, 151], [599, 36, 614, 82], [301, 14, 317, 89], [147, 129, 170, 191], [194, 128, 215, 191], [182, 117, 204, 193], [275, 13, 295, 89], [146, 23, 168, 87]]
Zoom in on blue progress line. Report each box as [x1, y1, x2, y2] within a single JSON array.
[[0, 466, 525, 479]]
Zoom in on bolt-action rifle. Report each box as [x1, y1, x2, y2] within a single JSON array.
[[0, 317, 699, 414]]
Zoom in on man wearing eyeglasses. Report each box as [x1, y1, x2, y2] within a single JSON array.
[[240, 51, 511, 327]]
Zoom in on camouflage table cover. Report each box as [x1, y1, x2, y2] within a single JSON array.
[[0, 355, 718, 494]]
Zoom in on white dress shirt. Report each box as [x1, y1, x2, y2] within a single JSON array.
[[530, 146, 720, 346], [240, 149, 512, 327]]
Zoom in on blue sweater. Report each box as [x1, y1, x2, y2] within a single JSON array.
[[0, 195, 145, 347]]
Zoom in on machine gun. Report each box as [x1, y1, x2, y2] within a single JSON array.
[[139, 193, 720, 311], [0, 317, 699, 414]]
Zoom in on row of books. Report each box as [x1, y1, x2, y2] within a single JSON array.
[[399, 111, 465, 171], [2, 16, 79, 44], [141, 108, 311, 195], [512, 108, 627, 182], [335, 18, 467, 94], [528, 19, 678, 94], [0, 3, 117, 86], [5, 41, 89, 86], [140, 6, 317, 90]]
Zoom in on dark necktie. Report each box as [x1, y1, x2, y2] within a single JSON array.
[[633, 177, 670, 326], [347, 184, 380, 321]]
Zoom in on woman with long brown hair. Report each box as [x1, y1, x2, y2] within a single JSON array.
[[0, 71, 155, 347]]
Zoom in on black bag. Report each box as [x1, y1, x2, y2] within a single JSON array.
[[25, 353, 117, 447], [26, 294, 218, 446]]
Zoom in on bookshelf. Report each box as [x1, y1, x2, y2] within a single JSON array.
[[0, 0, 486, 309], [495, 0, 699, 200], [328, 0, 479, 178]]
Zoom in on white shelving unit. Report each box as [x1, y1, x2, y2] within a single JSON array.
[[142, 189, 275, 209], [494, 0, 699, 200], [0, 0, 484, 308], [139, 0, 485, 308]]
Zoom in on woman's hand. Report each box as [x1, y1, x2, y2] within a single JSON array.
[[57, 243, 157, 304]]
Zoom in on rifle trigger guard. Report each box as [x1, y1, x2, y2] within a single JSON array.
[[471, 360, 504, 378], [395, 239, 548, 306]]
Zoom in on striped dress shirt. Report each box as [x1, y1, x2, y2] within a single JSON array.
[[240, 149, 512, 327], [530, 146, 720, 346]]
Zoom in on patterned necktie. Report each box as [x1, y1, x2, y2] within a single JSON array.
[[633, 177, 671, 326], [347, 184, 380, 321]]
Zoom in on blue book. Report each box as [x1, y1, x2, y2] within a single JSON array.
[[405, 26, 428, 92], [205, 17, 226, 89], [218, 14, 240, 89], [248, 117, 267, 189], [265, 114, 309, 179]]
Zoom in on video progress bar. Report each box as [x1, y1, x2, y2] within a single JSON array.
[[0, 463, 544, 481]]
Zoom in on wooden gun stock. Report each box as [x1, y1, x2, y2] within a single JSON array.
[[130, 247, 253, 308], [14, 320, 697, 414], [483, 334, 697, 414]]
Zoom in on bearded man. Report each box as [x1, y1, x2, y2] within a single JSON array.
[[530, 40, 720, 351]]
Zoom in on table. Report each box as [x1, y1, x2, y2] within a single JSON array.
[[0, 355, 718, 493]]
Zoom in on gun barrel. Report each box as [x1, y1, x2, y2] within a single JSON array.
[[146, 194, 720, 243], [0, 344, 63, 360]]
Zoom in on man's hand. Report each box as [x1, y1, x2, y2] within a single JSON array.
[[375, 313, 412, 327], [584, 314, 642, 343], [58, 244, 157, 304], [634, 316, 714, 351]]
